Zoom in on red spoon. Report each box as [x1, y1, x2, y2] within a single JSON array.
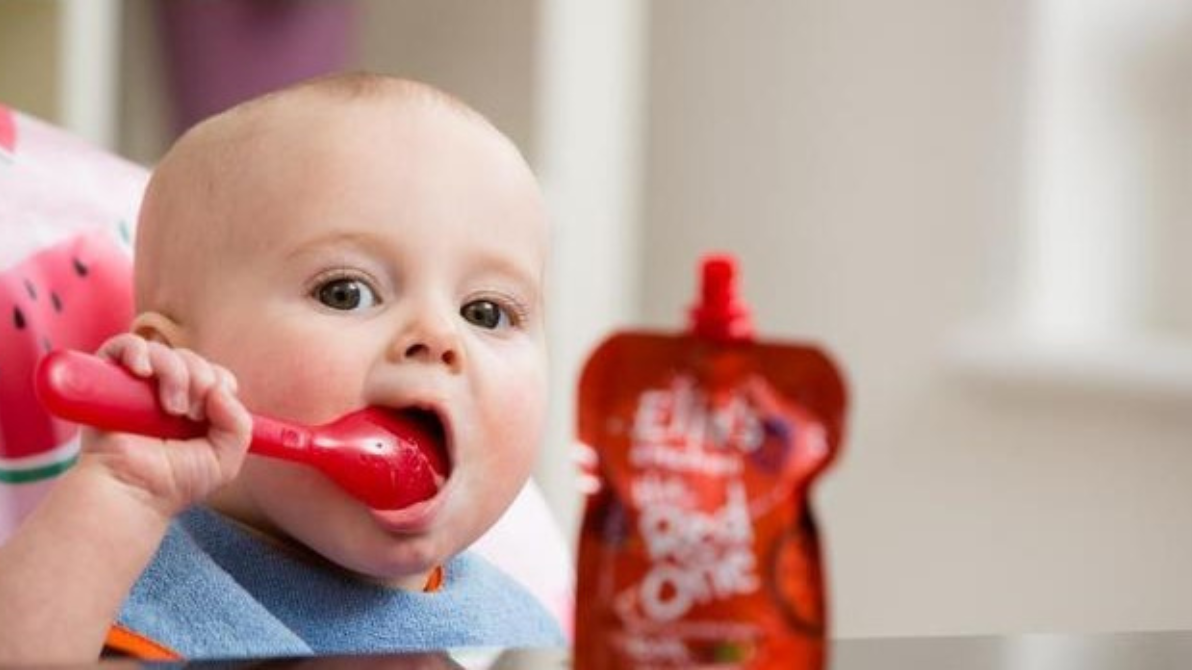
[[34, 350, 447, 510]]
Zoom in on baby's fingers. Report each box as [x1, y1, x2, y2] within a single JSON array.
[[211, 364, 239, 396], [144, 341, 191, 417], [575, 441, 601, 495], [203, 383, 253, 479], [174, 349, 220, 422], [96, 334, 152, 377]]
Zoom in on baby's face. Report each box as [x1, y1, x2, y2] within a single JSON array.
[[177, 98, 548, 582]]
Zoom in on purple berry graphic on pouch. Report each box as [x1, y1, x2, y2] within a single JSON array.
[[599, 493, 632, 547], [750, 415, 797, 473]]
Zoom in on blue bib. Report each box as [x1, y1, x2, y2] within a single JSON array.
[[118, 506, 564, 658]]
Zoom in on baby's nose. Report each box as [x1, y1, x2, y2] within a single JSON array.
[[402, 341, 459, 368], [389, 310, 464, 372]]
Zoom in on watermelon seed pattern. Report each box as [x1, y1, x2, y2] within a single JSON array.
[[1, 232, 136, 473]]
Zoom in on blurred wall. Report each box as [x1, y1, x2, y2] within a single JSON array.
[[117, 0, 537, 166], [0, 2, 60, 122], [118, 0, 170, 165], [644, 0, 1192, 637], [355, 0, 538, 162]]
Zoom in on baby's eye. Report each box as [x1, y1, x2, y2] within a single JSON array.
[[460, 299, 512, 330], [315, 277, 378, 311]]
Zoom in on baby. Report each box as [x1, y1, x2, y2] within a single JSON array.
[[0, 73, 560, 661]]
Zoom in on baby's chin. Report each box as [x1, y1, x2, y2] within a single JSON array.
[[245, 462, 513, 582], [338, 503, 508, 584], [321, 531, 456, 586]]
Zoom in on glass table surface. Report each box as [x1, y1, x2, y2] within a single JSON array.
[[84, 630, 1192, 669]]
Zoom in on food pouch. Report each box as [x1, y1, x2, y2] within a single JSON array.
[[574, 255, 848, 670]]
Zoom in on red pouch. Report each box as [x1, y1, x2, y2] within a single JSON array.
[[574, 255, 848, 670]]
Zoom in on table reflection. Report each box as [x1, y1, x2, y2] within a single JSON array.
[[180, 649, 567, 670], [98, 632, 1192, 669]]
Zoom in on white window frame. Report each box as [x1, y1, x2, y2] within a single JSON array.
[[948, 0, 1192, 397]]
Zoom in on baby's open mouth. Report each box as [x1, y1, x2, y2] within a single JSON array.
[[305, 406, 452, 511], [394, 406, 451, 483], [366, 406, 454, 531]]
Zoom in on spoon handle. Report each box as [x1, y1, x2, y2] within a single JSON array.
[[34, 350, 315, 462], [36, 350, 205, 440]]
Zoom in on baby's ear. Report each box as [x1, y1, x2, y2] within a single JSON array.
[[130, 311, 186, 347]]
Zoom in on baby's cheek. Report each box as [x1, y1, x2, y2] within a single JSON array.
[[267, 361, 360, 422], [219, 342, 363, 423], [481, 383, 544, 473], [495, 359, 546, 449], [487, 346, 548, 419]]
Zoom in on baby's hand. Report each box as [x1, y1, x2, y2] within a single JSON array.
[[77, 334, 252, 518]]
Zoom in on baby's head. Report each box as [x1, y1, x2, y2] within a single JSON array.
[[132, 73, 549, 585]]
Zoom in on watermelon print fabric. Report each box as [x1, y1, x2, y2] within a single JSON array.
[[0, 105, 16, 158], [0, 105, 147, 540]]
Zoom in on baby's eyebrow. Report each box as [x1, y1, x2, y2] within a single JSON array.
[[473, 252, 542, 301], [283, 231, 386, 260]]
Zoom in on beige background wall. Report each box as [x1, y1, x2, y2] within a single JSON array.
[[643, 0, 1192, 637], [6, 0, 1192, 640], [115, 0, 536, 166], [0, 1, 59, 121]]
